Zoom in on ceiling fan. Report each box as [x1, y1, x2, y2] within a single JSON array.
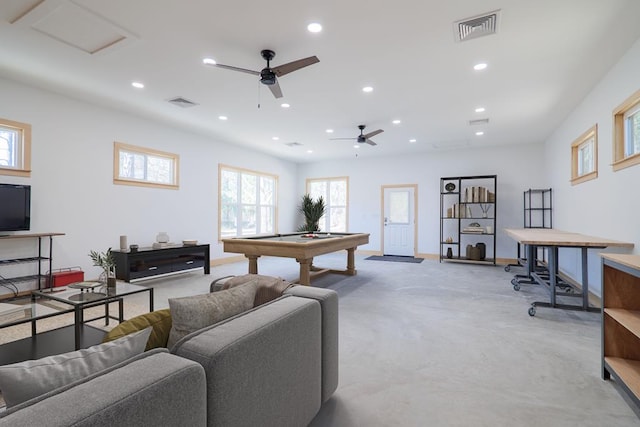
[[204, 49, 319, 99], [330, 125, 384, 146]]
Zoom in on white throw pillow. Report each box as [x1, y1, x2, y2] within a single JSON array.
[[0, 327, 151, 408]]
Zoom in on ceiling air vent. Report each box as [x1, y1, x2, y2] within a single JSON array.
[[167, 97, 198, 108], [454, 10, 500, 42], [469, 118, 489, 126], [285, 142, 303, 147]]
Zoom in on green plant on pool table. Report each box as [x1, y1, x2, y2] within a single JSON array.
[[297, 194, 325, 232]]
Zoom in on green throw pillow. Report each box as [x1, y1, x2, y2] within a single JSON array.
[[103, 309, 172, 350]]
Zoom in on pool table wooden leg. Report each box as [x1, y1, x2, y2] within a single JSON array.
[[296, 258, 312, 285], [346, 247, 356, 275], [246, 255, 260, 274]]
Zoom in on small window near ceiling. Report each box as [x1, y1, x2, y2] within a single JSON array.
[[612, 89, 640, 171], [0, 118, 31, 177], [306, 177, 348, 232], [570, 125, 598, 185], [113, 142, 179, 189]]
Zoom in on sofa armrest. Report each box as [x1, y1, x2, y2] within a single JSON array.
[[0, 350, 206, 427], [173, 296, 322, 427], [284, 286, 339, 402]]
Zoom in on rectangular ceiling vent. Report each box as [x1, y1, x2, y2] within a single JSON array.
[[167, 97, 198, 108], [285, 142, 303, 147], [454, 10, 500, 42], [469, 118, 489, 126]]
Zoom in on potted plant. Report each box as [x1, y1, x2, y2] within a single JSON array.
[[89, 248, 116, 290], [297, 194, 326, 232]]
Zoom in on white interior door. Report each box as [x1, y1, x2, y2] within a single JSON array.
[[383, 186, 416, 256]]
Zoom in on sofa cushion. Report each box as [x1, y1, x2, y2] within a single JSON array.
[[212, 274, 296, 306], [167, 280, 258, 349], [0, 327, 151, 408], [102, 309, 172, 350]]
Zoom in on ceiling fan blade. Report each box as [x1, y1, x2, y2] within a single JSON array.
[[363, 129, 384, 139], [268, 78, 283, 98], [210, 63, 260, 76], [365, 139, 378, 146], [272, 56, 319, 77]]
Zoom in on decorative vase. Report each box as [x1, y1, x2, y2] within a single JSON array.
[[446, 247, 453, 259], [156, 232, 170, 243], [99, 267, 117, 291]]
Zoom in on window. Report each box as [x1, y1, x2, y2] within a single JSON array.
[[219, 164, 277, 239], [306, 177, 348, 232], [113, 142, 179, 189], [570, 125, 598, 185], [613, 88, 640, 171], [0, 118, 31, 177]]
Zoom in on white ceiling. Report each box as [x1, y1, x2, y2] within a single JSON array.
[[1, 0, 640, 163]]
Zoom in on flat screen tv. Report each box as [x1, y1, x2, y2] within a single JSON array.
[[0, 184, 31, 232]]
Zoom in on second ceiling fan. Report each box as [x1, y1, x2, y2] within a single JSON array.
[[204, 49, 319, 99], [331, 125, 384, 146]]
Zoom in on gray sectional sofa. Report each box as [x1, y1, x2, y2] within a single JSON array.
[[0, 285, 338, 427]]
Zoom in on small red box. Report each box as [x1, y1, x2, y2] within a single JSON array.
[[49, 269, 84, 287]]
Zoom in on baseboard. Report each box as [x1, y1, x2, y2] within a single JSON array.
[[557, 271, 602, 307], [0, 290, 32, 302], [357, 249, 382, 256], [210, 255, 245, 267]]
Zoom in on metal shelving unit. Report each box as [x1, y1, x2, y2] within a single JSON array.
[[507, 188, 553, 290], [440, 175, 497, 265]]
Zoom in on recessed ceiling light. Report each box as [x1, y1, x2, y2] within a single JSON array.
[[307, 150, 314, 154], [218, 115, 228, 121], [475, 131, 484, 136], [362, 86, 373, 93], [354, 144, 360, 149], [392, 119, 401, 125], [272, 136, 280, 141], [202, 58, 216, 65], [409, 139, 417, 143], [475, 107, 486, 113], [307, 23, 322, 33], [280, 103, 290, 108], [131, 81, 144, 89], [473, 62, 488, 71], [326, 129, 334, 133]]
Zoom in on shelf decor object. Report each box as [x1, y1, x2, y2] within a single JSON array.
[[439, 175, 497, 265]]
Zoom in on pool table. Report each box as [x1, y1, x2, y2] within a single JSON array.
[[222, 232, 370, 285]]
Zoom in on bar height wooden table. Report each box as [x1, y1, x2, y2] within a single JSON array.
[[504, 228, 633, 316]]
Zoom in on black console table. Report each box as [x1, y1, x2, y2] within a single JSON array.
[[111, 244, 210, 282]]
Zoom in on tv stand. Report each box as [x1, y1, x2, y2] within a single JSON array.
[[111, 244, 210, 282]]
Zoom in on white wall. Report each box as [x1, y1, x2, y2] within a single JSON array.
[[544, 37, 640, 295], [298, 142, 546, 258], [0, 77, 299, 293]]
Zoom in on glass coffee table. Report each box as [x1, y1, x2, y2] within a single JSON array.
[[0, 283, 153, 365]]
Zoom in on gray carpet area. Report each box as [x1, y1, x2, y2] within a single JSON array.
[[80, 255, 640, 425]]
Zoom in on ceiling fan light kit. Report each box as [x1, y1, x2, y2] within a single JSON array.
[[204, 49, 319, 99]]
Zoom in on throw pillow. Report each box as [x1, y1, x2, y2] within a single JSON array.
[[167, 280, 258, 349], [102, 309, 172, 350], [212, 274, 295, 306], [0, 327, 151, 408]]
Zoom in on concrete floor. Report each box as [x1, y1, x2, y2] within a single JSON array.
[[124, 254, 639, 427]]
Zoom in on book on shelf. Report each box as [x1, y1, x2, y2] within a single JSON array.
[[463, 186, 495, 203]]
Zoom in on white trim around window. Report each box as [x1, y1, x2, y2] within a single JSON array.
[[570, 124, 598, 186], [113, 142, 179, 189], [0, 118, 31, 178], [306, 176, 349, 232], [218, 164, 278, 240]]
